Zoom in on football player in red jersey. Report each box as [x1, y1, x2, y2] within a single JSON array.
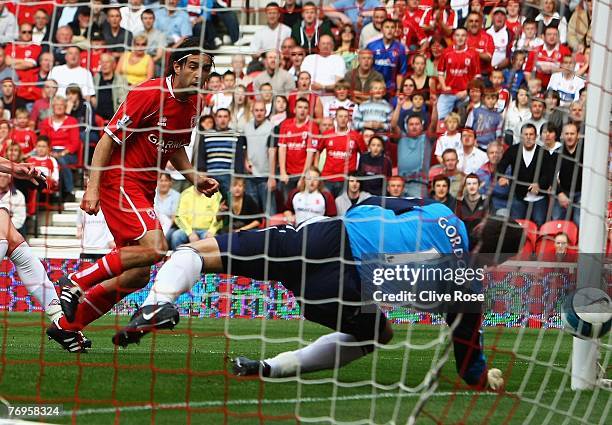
[[46, 38, 219, 349]]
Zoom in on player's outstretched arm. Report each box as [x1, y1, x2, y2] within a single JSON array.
[[0, 157, 45, 186], [82, 133, 116, 215]]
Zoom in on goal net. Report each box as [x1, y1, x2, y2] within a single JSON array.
[[0, 0, 610, 424]]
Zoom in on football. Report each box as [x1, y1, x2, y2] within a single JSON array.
[[562, 288, 612, 339]]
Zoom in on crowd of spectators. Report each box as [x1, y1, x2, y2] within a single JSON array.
[[0, 0, 601, 255]]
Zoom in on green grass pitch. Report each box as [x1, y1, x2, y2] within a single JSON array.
[[0, 312, 609, 424]]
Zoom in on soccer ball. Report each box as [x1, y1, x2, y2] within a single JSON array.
[[562, 288, 612, 339]]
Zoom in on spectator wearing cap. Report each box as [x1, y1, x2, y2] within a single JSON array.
[[120, 0, 146, 35], [524, 93, 548, 138], [496, 123, 554, 226], [430, 174, 456, 211], [465, 11, 494, 76], [93, 54, 128, 122], [524, 26, 571, 88], [359, 7, 387, 49], [253, 50, 295, 96], [344, 50, 384, 104], [457, 127, 488, 174], [535, 0, 567, 43], [48, 46, 95, 101], [367, 18, 407, 96], [102, 7, 133, 58], [249, 3, 292, 59], [486, 7, 513, 71], [394, 114, 430, 198], [465, 87, 504, 150], [301, 34, 347, 99], [547, 55, 585, 107], [0, 48, 20, 84], [0, 3, 17, 44], [290, 2, 333, 54], [0, 79, 27, 118]]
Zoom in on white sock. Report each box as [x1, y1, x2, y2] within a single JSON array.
[[10, 242, 62, 322], [142, 247, 203, 307], [266, 332, 368, 378]]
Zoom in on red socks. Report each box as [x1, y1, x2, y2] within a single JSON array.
[[71, 249, 124, 291], [58, 284, 134, 331]]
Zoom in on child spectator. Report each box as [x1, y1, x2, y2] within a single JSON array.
[[26, 136, 59, 192], [490, 69, 510, 113], [514, 19, 543, 53], [269, 95, 288, 126], [435, 112, 462, 164], [527, 78, 542, 97], [406, 92, 429, 129], [322, 79, 355, 119], [9, 108, 35, 155], [287, 71, 323, 120], [352, 80, 392, 135], [503, 50, 527, 99], [357, 136, 392, 196], [154, 172, 180, 239], [547, 55, 585, 107], [259, 82, 275, 116], [284, 167, 336, 225], [465, 88, 504, 150]]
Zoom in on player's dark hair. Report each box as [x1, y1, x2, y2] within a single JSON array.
[[166, 37, 214, 77], [470, 216, 524, 257]]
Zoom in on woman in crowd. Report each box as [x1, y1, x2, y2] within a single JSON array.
[[335, 24, 358, 70], [117, 34, 154, 86], [504, 86, 532, 145], [222, 177, 262, 233], [357, 136, 393, 196], [65, 84, 98, 146], [391, 77, 416, 134], [425, 36, 447, 77], [229, 85, 253, 133], [269, 95, 288, 126], [410, 54, 433, 105], [154, 172, 181, 243]]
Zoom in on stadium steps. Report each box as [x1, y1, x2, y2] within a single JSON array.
[[38, 226, 77, 237]]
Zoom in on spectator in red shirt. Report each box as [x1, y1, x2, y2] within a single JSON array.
[[15, 51, 54, 103], [9, 108, 36, 155], [420, 0, 457, 38], [277, 97, 319, 201], [436, 27, 481, 120], [26, 136, 59, 192], [465, 12, 494, 77], [38, 96, 80, 200], [317, 107, 367, 197], [4, 23, 41, 81], [525, 26, 571, 88]]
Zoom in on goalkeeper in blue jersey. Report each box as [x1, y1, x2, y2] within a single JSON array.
[[112, 196, 522, 390]]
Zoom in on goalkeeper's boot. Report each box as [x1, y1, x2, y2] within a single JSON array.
[[46, 320, 91, 353], [58, 275, 82, 323], [111, 303, 180, 348], [232, 356, 271, 377]]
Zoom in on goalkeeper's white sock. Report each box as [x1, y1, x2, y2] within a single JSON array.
[[142, 247, 203, 307], [266, 332, 368, 378], [9, 242, 62, 322]]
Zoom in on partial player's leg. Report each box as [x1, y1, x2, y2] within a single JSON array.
[[234, 308, 394, 378], [53, 229, 167, 335], [0, 209, 91, 353]]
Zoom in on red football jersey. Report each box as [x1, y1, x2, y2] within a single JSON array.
[[27, 155, 59, 187], [6, 2, 54, 25], [80, 50, 104, 75], [104, 76, 200, 197], [401, 8, 425, 49], [10, 128, 36, 154], [438, 46, 481, 93], [317, 130, 367, 182], [287, 92, 320, 118], [15, 68, 43, 101], [4, 43, 41, 83], [467, 30, 495, 75], [277, 118, 319, 175], [420, 8, 457, 35], [525, 44, 572, 88]]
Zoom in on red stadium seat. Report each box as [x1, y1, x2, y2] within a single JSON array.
[[515, 219, 538, 246], [539, 220, 578, 245]]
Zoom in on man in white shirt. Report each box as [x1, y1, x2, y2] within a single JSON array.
[[457, 128, 488, 174], [358, 7, 387, 49], [250, 2, 291, 59], [547, 55, 585, 107], [120, 0, 145, 35], [300, 35, 346, 100], [47, 46, 95, 100], [252, 50, 295, 95], [486, 7, 512, 70]]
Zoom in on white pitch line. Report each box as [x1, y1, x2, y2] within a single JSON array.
[[60, 390, 512, 417]]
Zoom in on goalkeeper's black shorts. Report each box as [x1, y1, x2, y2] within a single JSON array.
[[215, 217, 388, 342]]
